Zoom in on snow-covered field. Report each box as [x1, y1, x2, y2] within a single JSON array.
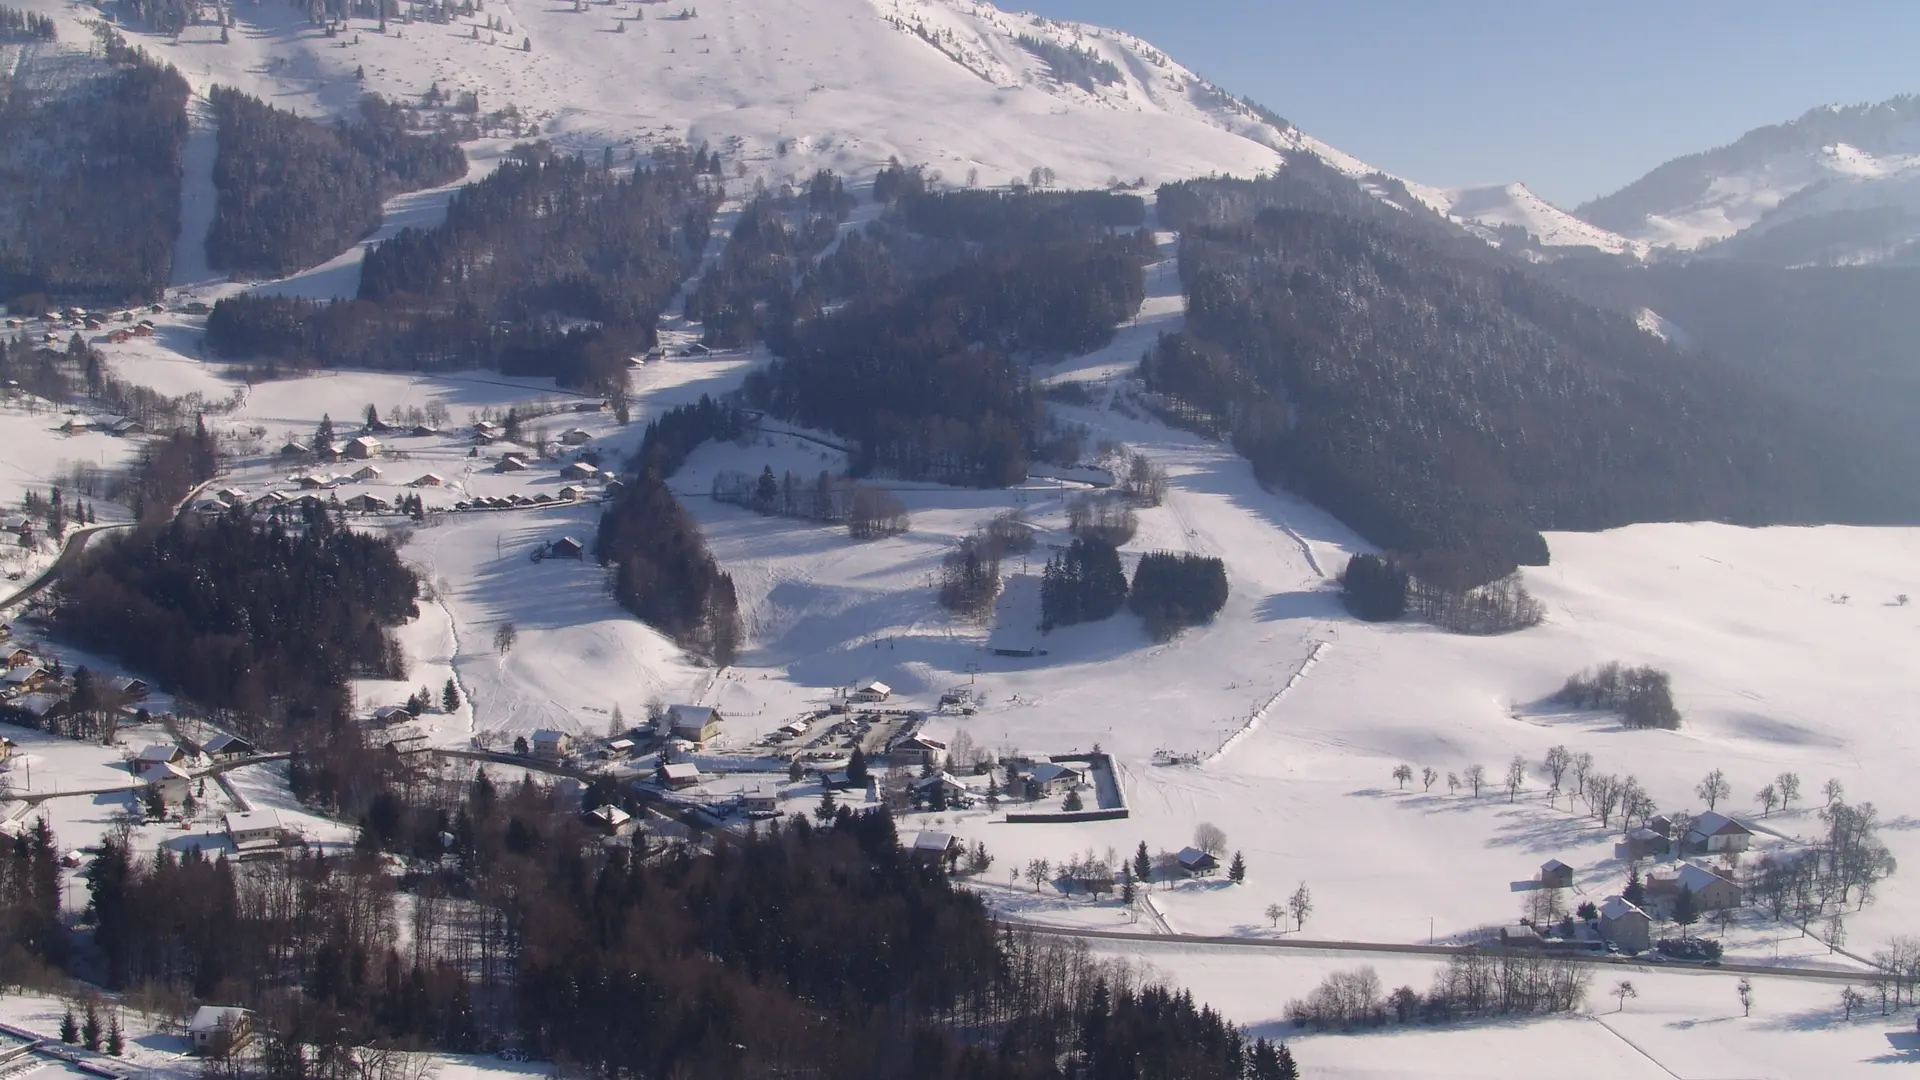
[[3, 2, 1919, 1075], [1089, 940, 1919, 1080]]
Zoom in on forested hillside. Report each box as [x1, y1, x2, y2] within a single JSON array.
[[1545, 255, 1920, 463], [1147, 183, 1919, 584], [206, 89, 466, 276], [732, 177, 1153, 485], [205, 143, 718, 389], [0, 34, 187, 306]]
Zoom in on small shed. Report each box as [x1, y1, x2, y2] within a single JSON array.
[[1539, 859, 1575, 889], [560, 461, 600, 481], [549, 536, 585, 559], [409, 473, 445, 487], [344, 435, 382, 460]]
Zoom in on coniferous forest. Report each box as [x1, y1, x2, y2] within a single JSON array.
[[206, 89, 467, 277], [594, 398, 743, 664], [1147, 177, 1920, 586], [0, 35, 187, 306], [737, 179, 1153, 486], [205, 143, 718, 390], [52, 505, 420, 724]]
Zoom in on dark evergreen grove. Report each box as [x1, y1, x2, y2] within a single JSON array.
[[1129, 551, 1228, 639], [205, 143, 719, 390], [52, 505, 419, 723], [206, 89, 467, 277], [594, 398, 743, 664], [1015, 35, 1122, 93], [0, 37, 187, 306], [1339, 554, 1409, 622], [1040, 537, 1128, 631], [1147, 176, 1920, 588]]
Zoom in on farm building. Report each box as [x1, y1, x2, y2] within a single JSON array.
[[666, 704, 722, 742]]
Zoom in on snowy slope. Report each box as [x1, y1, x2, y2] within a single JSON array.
[[1431, 181, 1643, 256], [20, 0, 1579, 287], [1577, 96, 1920, 260]]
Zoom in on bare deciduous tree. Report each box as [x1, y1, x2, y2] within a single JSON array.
[[1464, 764, 1487, 798], [1194, 822, 1227, 857], [1697, 769, 1730, 811]]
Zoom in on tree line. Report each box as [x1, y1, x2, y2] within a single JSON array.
[[206, 143, 719, 391], [594, 401, 742, 663], [711, 466, 911, 539], [0, 4, 55, 39], [1286, 952, 1589, 1029], [1148, 181, 1920, 587], [206, 89, 467, 277], [0, 34, 187, 306]]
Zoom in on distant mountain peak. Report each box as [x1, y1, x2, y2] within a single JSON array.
[[1575, 92, 1920, 263]]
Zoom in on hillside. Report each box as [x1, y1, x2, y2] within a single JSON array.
[[1577, 94, 1920, 262]]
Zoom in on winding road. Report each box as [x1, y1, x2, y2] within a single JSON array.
[[0, 522, 131, 612]]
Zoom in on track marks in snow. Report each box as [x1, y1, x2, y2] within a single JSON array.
[[1206, 640, 1329, 765]]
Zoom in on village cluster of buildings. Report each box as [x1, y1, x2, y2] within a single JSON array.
[[1516, 812, 1756, 956], [6, 303, 166, 348], [248, 417, 619, 519]]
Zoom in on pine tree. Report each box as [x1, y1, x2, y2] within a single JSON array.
[[1062, 788, 1083, 812], [366, 404, 381, 430], [1228, 850, 1246, 884], [815, 786, 837, 823], [59, 1008, 77, 1044], [1133, 841, 1152, 886], [847, 746, 869, 787], [106, 1013, 124, 1056], [81, 1002, 100, 1051], [314, 412, 335, 450]]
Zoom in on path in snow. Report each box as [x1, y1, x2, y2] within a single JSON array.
[[169, 96, 221, 288]]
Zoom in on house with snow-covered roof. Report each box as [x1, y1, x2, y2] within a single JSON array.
[[1176, 847, 1219, 877], [1599, 895, 1652, 953], [1685, 811, 1752, 854], [665, 704, 722, 742], [1648, 862, 1743, 912]]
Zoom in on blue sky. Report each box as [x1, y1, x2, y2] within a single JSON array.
[[1016, 1, 1920, 207]]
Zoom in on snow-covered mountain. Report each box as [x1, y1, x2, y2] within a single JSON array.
[[1418, 181, 1642, 257], [1576, 95, 1920, 264], [13, 0, 1637, 260], [17, 0, 1330, 192]]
